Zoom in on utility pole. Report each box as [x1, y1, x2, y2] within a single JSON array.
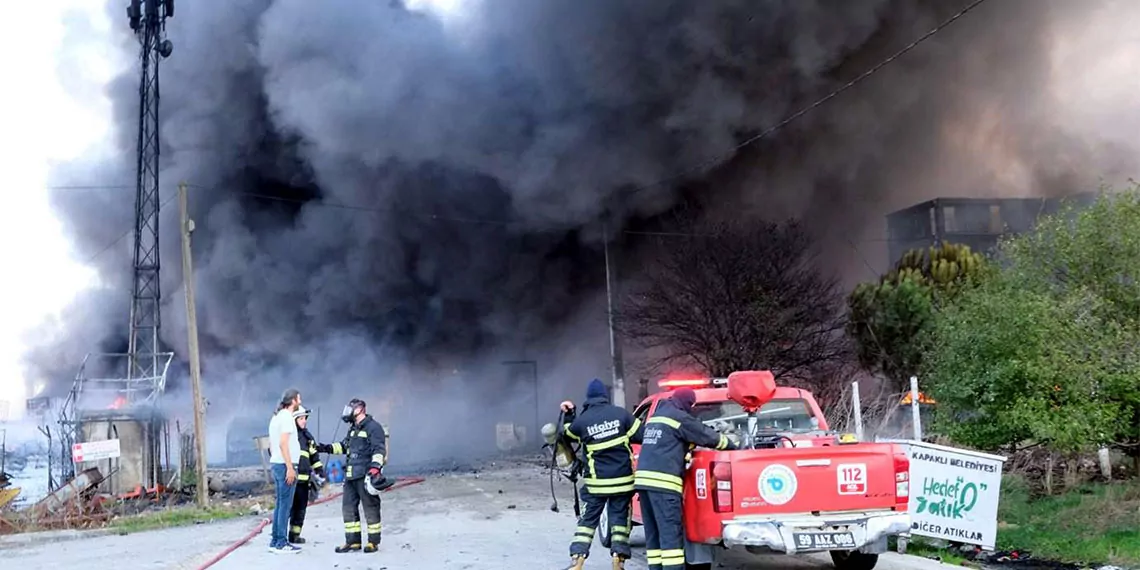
[[603, 221, 626, 408], [179, 182, 208, 507]]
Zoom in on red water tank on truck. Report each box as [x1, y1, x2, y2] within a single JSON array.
[[611, 371, 910, 570]]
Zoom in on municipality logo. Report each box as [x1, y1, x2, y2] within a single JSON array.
[[758, 464, 798, 505]]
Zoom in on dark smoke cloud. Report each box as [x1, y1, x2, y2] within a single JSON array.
[[25, 0, 1140, 460]]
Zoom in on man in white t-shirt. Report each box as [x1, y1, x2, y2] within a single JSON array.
[[268, 388, 304, 553]]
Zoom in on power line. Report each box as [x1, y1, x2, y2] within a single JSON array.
[[83, 191, 178, 265], [190, 185, 514, 227], [624, 0, 992, 195], [47, 0, 991, 252], [59, 183, 911, 255], [48, 185, 132, 191]]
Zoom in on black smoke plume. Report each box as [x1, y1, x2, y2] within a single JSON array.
[[26, 0, 1139, 461]]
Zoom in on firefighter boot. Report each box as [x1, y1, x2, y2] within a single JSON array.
[[334, 543, 362, 554], [363, 542, 379, 553], [565, 555, 586, 570], [612, 554, 627, 570]]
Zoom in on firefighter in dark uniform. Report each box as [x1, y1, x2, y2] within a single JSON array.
[[560, 379, 644, 570], [318, 399, 391, 553], [288, 406, 325, 544], [634, 388, 735, 570]]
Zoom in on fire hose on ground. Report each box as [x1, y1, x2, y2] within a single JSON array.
[[194, 476, 425, 570]]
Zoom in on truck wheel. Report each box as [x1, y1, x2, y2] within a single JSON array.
[[830, 550, 879, 570], [598, 508, 612, 548]]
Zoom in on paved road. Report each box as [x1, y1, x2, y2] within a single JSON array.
[[2, 460, 951, 570]]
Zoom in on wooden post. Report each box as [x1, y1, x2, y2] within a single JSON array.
[[180, 182, 209, 507]]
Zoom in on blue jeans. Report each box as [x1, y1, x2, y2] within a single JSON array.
[[270, 463, 297, 547]]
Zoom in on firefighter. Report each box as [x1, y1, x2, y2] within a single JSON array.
[[318, 398, 390, 553], [634, 388, 736, 570], [288, 406, 326, 544], [559, 379, 644, 570]]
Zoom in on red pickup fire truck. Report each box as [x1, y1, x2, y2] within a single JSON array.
[[604, 371, 910, 570]]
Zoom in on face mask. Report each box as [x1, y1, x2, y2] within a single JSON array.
[[341, 404, 357, 424]]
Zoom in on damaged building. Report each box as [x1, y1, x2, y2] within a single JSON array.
[[885, 194, 1096, 265]]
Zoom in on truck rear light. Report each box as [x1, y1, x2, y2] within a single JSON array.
[[893, 453, 910, 501], [711, 461, 733, 513]]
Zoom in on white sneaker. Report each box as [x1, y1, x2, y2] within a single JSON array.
[[270, 544, 302, 554]]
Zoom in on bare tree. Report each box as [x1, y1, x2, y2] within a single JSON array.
[[620, 218, 848, 380]]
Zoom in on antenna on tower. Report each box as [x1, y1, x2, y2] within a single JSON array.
[[50, 0, 177, 494], [126, 0, 173, 385]]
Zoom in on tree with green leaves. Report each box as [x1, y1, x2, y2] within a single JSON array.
[[846, 242, 989, 392], [923, 186, 1140, 458], [922, 277, 1130, 453]]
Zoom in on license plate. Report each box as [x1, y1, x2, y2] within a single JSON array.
[[791, 531, 856, 551]]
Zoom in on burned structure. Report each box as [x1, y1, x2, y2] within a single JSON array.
[[885, 194, 1095, 264], [52, 0, 178, 497], [56, 353, 174, 496]]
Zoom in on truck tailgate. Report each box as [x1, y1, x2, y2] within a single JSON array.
[[705, 443, 901, 514]]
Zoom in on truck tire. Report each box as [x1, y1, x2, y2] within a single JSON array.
[[599, 508, 612, 548], [830, 550, 879, 570]]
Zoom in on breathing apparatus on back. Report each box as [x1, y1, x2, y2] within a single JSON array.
[[541, 407, 583, 516]]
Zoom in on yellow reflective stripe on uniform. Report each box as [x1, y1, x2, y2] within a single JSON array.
[[586, 483, 635, 494], [584, 474, 635, 494], [297, 473, 310, 481], [371, 454, 385, 464], [367, 523, 382, 533], [311, 461, 323, 469], [626, 417, 641, 438], [716, 434, 729, 450], [647, 416, 681, 429], [345, 521, 362, 531], [563, 423, 580, 440], [355, 431, 368, 437], [635, 470, 684, 493], [646, 549, 662, 565], [584, 475, 634, 486], [612, 524, 630, 542], [299, 449, 310, 458], [290, 524, 302, 534], [573, 525, 594, 543], [585, 436, 629, 452], [331, 443, 344, 454], [660, 548, 685, 565]]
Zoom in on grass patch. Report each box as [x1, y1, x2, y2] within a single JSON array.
[[995, 475, 1140, 566], [110, 504, 250, 535], [892, 536, 972, 566]]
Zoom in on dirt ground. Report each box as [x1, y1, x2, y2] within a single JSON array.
[[1, 458, 952, 570]]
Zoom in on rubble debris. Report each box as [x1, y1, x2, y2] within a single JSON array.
[[31, 467, 103, 517]]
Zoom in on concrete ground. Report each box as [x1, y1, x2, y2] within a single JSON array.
[[1, 459, 952, 570]]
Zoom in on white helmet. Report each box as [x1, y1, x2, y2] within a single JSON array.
[[365, 475, 383, 497]]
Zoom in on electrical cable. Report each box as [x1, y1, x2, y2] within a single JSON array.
[[82, 191, 178, 265], [52, 0, 994, 264], [49, 0, 991, 247], [622, 0, 993, 196]]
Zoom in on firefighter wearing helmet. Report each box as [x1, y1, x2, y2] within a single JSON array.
[[317, 398, 392, 553], [288, 406, 326, 544]]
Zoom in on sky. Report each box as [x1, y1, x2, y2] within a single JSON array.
[[0, 1, 110, 420]]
